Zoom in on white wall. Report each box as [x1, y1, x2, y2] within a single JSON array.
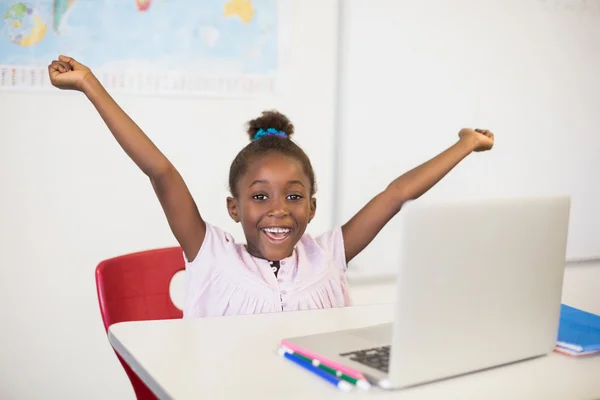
[[0, 1, 340, 398]]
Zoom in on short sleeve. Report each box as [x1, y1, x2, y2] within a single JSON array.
[[314, 226, 348, 273], [182, 223, 237, 317], [183, 222, 231, 265]]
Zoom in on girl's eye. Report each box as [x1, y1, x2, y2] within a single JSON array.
[[252, 194, 268, 201], [288, 194, 303, 201]]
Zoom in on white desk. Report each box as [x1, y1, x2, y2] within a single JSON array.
[[109, 304, 600, 399]]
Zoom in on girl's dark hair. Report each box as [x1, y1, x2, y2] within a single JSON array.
[[228, 110, 317, 198]]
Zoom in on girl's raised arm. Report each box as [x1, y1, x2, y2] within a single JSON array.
[[48, 56, 206, 261], [341, 129, 494, 263]]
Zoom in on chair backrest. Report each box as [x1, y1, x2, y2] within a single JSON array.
[[96, 246, 185, 330], [95, 246, 185, 399]]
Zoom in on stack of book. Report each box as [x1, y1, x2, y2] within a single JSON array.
[[555, 304, 600, 357]]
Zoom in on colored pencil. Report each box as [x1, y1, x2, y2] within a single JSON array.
[[279, 348, 353, 392], [280, 339, 366, 380], [281, 346, 371, 390]]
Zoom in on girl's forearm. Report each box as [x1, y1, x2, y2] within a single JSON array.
[[387, 137, 476, 205]]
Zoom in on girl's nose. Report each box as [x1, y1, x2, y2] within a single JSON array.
[[267, 198, 289, 217]]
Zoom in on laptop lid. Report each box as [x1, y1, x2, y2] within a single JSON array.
[[387, 196, 570, 387]]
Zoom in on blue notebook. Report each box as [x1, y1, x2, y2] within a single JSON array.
[[556, 304, 600, 356]]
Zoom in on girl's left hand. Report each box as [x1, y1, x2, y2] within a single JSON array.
[[458, 128, 495, 152]]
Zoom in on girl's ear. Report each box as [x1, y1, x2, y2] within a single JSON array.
[[227, 197, 241, 222], [308, 197, 317, 223]]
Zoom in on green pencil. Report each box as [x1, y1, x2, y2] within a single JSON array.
[[282, 347, 371, 390]]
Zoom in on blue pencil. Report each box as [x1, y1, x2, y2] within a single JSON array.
[[279, 348, 353, 392]]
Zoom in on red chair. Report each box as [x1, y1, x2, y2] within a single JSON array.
[[95, 247, 185, 400]]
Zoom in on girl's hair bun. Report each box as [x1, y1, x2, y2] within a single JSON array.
[[246, 110, 294, 141]]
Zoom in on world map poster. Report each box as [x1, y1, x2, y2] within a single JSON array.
[[0, 0, 281, 96]]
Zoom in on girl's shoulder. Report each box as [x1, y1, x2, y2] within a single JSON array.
[[301, 226, 343, 250], [184, 222, 244, 264], [298, 226, 347, 272]]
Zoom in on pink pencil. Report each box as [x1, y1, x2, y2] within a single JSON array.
[[280, 339, 367, 380]]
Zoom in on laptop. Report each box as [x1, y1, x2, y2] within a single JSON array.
[[282, 196, 570, 389]]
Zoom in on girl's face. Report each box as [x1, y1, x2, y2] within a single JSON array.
[[227, 152, 316, 260]]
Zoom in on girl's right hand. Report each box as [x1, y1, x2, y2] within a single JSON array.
[[48, 55, 92, 91]]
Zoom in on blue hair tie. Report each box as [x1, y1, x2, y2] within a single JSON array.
[[253, 128, 287, 141]]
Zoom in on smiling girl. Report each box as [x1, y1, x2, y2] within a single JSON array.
[[48, 55, 494, 318]]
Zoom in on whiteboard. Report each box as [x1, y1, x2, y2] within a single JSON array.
[[336, 0, 600, 275]]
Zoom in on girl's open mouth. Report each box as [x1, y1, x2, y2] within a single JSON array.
[[261, 227, 292, 241]]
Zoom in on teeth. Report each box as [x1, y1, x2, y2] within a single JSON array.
[[262, 227, 291, 233]]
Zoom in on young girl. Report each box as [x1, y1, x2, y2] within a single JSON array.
[[48, 56, 494, 318]]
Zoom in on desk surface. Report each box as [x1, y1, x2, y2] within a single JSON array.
[[109, 303, 600, 399]]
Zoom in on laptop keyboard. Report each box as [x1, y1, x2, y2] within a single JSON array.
[[339, 345, 390, 373]]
